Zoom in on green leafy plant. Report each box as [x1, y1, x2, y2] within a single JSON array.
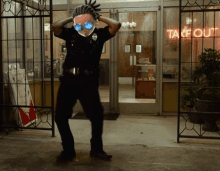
[[181, 48, 220, 110]]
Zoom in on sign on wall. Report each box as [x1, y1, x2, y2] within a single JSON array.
[[6, 68, 38, 127], [167, 26, 219, 39]]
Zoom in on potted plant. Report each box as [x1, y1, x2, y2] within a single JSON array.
[[181, 48, 220, 131], [181, 85, 205, 124]]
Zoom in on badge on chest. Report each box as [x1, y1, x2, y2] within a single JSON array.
[[71, 40, 74, 47], [92, 33, 98, 41]]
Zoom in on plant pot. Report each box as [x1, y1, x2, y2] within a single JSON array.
[[195, 98, 220, 132], [186, 105, 205, 124]]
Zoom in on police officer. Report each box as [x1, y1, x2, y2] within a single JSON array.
[[51, 0, 121, 161]]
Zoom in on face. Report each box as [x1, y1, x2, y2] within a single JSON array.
[[73, 14, 99, 37]]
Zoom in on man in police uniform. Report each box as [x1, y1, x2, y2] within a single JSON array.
[[51, 0, 121, 161]]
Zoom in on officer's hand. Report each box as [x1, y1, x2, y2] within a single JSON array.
[[95, 13, 102, 21]]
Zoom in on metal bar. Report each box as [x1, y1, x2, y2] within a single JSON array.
[[2, 14, 50, 19], [180, 111, 220, 114], [109, 9, 113, 113], [110, 8, 118, 113], [114, 9, 119, 113], [36, 9, 42, 128], [2, 105, 53, 108], [212, 10, 215, 89], [40, 11, 45, 107], [24, 3, 28, 115], [179, 135, 220, 139], [2, 126, 53, 130], [214, 11, 216, 51], [165, 5, 220, 8], [32, 15, 35, 109], [202, 5, 204, 80], [22, 3, 26, 75], [181, 9, 220, 12], [50, 0, 55, 137], [115, 10, 120, 112], [177, 0, 182, 143], [190, 11, 193, 92], [15, 3, 19, 113], [159, 1, 163, 116], [0, 0, 3, 131], [1, 39, 57, 41], [6, 17, 9, 129], [117, 7, 161, 12], [1, 15, 51, 19]]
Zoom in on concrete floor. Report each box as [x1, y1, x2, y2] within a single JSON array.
[[1, 115, 220, 171]]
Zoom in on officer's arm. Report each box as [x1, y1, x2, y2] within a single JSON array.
[[51, 17, 73, 36], [98, 16, 121, 36]]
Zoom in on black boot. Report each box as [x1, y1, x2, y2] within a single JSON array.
[[56, 150, 76, 162], [90, 151, 112, 160]]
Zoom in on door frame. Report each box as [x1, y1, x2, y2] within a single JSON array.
[[111, 7, 162, 114]]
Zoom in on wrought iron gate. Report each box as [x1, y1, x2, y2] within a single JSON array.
[[178, 0, 220, 142], [0, 0, 55, 136]]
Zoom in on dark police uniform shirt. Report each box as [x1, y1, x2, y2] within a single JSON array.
[[54, 25, 115, 71]]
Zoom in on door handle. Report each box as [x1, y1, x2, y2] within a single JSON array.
[[130, 56, 133, 66], [154, 88, 156, 95], [134, 56, 136, 65]]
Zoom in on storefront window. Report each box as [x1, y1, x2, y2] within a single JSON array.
[[163, 8, 179, 81], [25, 8, 42, 81], [43, 11, 67, 79], [2, 2, 24, 78], [163, 6, 220, 81]]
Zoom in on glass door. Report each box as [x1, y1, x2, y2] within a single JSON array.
[[73, 8, 162, 115], [117, 8, 161, 114]]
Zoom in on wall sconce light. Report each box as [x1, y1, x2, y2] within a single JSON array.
[[186, 17, 192, 25], [44, 23, 50, 31]]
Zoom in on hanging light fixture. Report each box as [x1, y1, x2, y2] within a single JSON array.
[[121, 22, 137, 28]]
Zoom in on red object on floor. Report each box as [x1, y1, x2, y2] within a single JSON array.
[[29, 100, 36, 121], [18, 108, 29, 126], [18, 100, 36, 126]]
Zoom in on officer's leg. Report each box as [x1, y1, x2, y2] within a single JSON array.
[[55, 78, 77, 152], [78, 79, 104, 153]]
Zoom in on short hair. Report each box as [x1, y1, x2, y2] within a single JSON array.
[[72, 0, 101, 23]]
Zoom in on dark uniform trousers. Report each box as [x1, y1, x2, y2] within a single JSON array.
[[55, 73, 104, 153]]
